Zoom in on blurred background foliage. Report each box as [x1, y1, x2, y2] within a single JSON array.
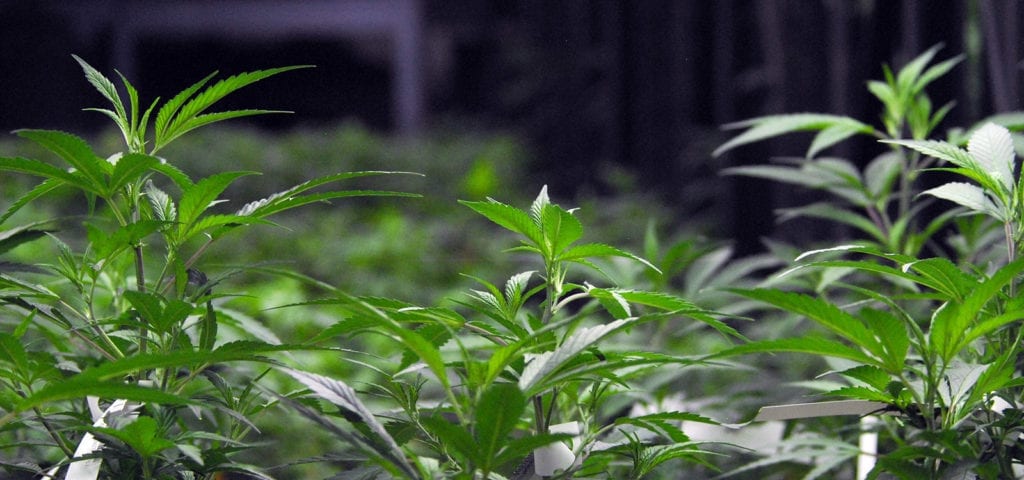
[[5, 1, 1019, 253]]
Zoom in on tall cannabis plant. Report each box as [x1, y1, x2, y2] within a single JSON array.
[[0, 57, 416, 479]]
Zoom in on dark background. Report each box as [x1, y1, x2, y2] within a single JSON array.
[[1, 0, 1021, 252]]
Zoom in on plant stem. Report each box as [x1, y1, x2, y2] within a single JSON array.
[[865, 205, 892, 247], [533, 394, 547, 435], [464, 323, 508, 346], [72, 290, 125, 360], [33, 406, 74, 457], [131, 198, 149, 359], [898, 150, 921, 220], [1004, 221, 1016, 264]]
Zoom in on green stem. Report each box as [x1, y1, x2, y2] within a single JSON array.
[[865, 205, 892, 245], [533, 394, 547, 435], [157, 236, 214, 297], [1005, 221, 1016, 264], [898, 150, 921, 220], [464, 323, 508, 346], [33, 405, 74, 457], [73, 288, 125, 360], [132, 204, 150, 361]]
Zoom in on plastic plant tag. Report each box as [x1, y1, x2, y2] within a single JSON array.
[[857, 415, 880, 480], [752, 400, 888, 421], [534, 421, 579, 476], [43, 398, 140, 480], [747, 400, 889, 480]]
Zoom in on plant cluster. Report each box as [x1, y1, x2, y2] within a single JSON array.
[[3, 43, 1024, 480], [0, 58, 737, 480], [0, 57, 419, 479], [714, 45, 1024, 479]]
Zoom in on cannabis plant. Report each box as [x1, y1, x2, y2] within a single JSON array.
[[715, 46, 1024, 478], [0, 57, 415, 479], [277, 187, 739, 479]]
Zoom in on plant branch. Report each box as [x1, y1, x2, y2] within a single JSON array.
[[33, 405, 75, 457]]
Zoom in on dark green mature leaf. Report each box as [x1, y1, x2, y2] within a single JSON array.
[[150, 161, 194, 189], [587, 287, 742, 339], [188, 214, 266, 238], [930, 258, 1024, 362], [176, 171, 256, 238], [0, 275, 60, 301], [961, 355, 1015, 413], [108, 153, 161, 192], [93, 416, 175, 459], [0, 178, 65, 226], [154, 65, 313, 152], [234, 171, 421, 220], [322, 293, 452, 390], [0, 332, 29, 375], [535, 350, 707, 393], [590, 288, 631, 318], [124, 289, 165, 330], [615, 411, 717, 443], [461, 199, 543, 247], [88, 219, 166, 261], [901, 257, 975, 302], [284, 369, 416, 477], [153, 71, 218, 145], [882, 139, 976, 169], [146, 181, 177, 222], [15, 130, 110, 195], [0, 224, 50, 256], [540, 202, 582, 256], [732, 289, 883, 358], [873, 454, 937, 479], [860, 308, 909, 373], [519, 318, 635, 394], [0, 156, 94, 192], [838, 365, 892, 391], [475, 383, 528, 470], [420, 415, 480, 465], [964, 309, 1024, 349], [24, 342, 291, 393], [715, 336, 879, 366], [124, 290, 194, 335], [395, 323, 447, 372], [559, 243, 660, 273], [13, 382, 190, 416]]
